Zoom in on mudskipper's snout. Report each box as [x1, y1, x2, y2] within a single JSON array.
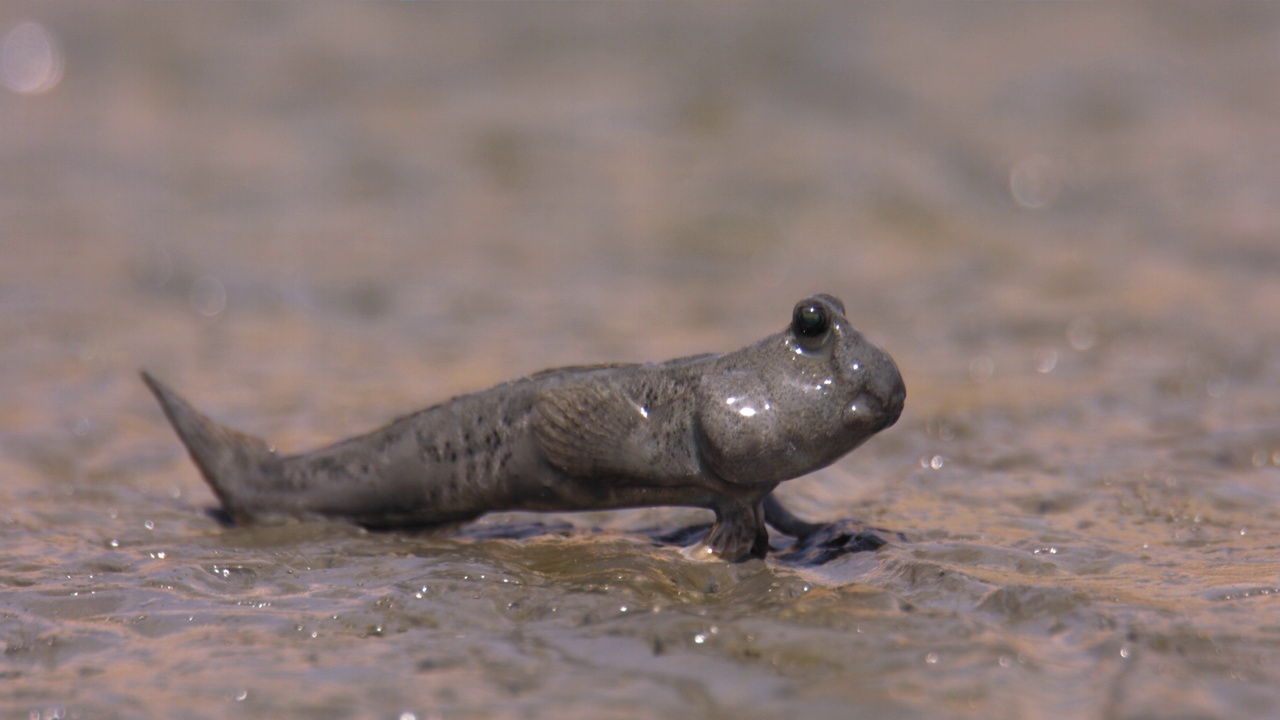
[[865, 353, 905, 432], [838, 327, 906, 434], [880, 371, 906, 430]]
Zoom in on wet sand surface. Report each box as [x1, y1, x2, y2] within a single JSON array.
[[4, 4, 1280, 718]]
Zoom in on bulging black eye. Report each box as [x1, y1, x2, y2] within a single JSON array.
[[792, 301, 830, 339]]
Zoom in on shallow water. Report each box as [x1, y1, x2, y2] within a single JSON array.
[[4, 4, 1280, 718]]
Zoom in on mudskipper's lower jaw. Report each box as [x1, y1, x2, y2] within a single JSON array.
[[861, 375, 906, 433], [882, 376, 906, 429], [852, 396, 899, 434]]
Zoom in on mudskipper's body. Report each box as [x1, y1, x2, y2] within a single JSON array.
[[143, 294, 905, 561]]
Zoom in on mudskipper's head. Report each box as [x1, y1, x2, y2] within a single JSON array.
[[695, 294, 906, 486]]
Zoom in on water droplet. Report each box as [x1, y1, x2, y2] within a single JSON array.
[[143, 520, 155, 530], [1066, 316, 1097, 351], [70, 416, 91, 437], [968, 355, 994, 383], [1, 22, 63, 94], [925, 652, 939, 665], [135, 244, 174, 288], [931, 420, 956, 441], [1034, 347, 1058, 374], [1009, 153, 1061, 209], [190, 275, 227, 317]]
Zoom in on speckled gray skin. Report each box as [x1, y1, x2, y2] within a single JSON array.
[[142, 294, 905, 561]]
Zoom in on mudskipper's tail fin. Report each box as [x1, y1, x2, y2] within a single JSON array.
[[140, 371, 277, 521]]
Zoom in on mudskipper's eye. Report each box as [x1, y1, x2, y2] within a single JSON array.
[[792, 301, 830, 341]]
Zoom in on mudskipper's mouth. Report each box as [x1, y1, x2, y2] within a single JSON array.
[[875, 375, 906, 431]]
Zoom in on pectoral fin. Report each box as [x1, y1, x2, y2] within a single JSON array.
[[532, 381, 646, 478], [703, 500, 769, 561], [532, 380, 696, 482]]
